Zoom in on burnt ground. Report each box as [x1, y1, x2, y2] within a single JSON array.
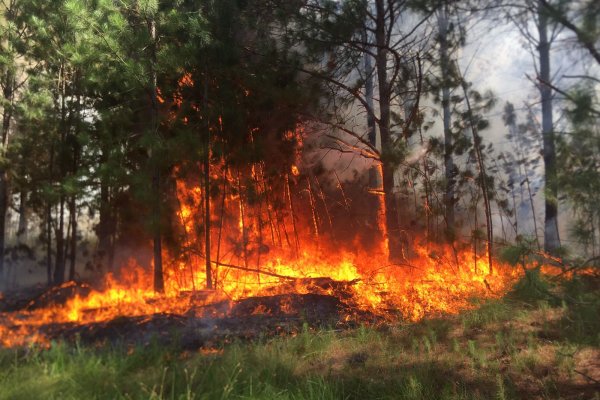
[[0, 279, 384, 349]]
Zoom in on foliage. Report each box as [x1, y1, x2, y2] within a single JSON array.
[[557, 86, 600, 256]]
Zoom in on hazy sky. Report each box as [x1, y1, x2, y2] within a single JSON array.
[[461, 21, 537, 153]]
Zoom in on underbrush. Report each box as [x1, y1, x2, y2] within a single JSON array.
[[0, 275, 598, 400]]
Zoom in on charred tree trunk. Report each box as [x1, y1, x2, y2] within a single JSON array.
[[537, 3, 560, 253], [375, 0, 403, 261]]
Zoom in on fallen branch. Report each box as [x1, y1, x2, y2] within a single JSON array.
[[210, 260, 297, 281], [574, 369, 600, 385]]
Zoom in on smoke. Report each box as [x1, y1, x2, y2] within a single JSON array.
[[405, 143, 428, 165]]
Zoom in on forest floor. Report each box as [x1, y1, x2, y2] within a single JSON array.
[[0, 274, 599, 400]]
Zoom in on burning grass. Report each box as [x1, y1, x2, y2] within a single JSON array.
[[0, 276, 598, 400], [0, 242, 524, 348]]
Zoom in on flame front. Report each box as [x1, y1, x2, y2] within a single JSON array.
[[0, 239, 524, 348]]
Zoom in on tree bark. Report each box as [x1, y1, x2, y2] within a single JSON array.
[[203, 78, 212, 289], [152, 169, 164, 292], [0, 172, 7, 285], [98, 157, 113, 271], [363, 27, 378, 190], [438, 4, 456, 236], [68, 149, 78, 281], [16, 190, 27, 243], [461, 81, 493, 273], [375, 0, 403, 260], [54, 197, 66, 284], [148, 16, 164, 293], [538, 2, 560, 253], [68, 196, 77, 281], [53, 67, 67, 285], [46, 137, 55, 286], [46, 203, 53, 286], [0, 60, 14, 285]]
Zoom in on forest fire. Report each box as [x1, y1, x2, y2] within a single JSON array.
[[2, 1, 600, 398], [0, 234, 523, 348], [0, 81, 537, 349], [0, 148, 530, 348]]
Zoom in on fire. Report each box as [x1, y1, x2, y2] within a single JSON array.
[[0, 161, 530, 348], [0, 76, 530, 349], [0, 239, 524, 348]]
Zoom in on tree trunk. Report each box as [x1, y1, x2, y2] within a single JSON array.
[[98, 164, 112, 270], [203, 80, 213, 289], [17, 190, 27, 244], [462, 81, 493, 273], [67, 88, 82, 281], [46, 202, 53, 286], [46, 138, 55, 286], [0, 64, 14, 285], [438, 5, 456, 236], [148, 16, 164, 293], [68, 196, 77, 281], [0, 174, 7, 285], [152, 168, 164, 292], [375, 0, 403, 260], [538, 3, 560, 253], [68, 159, 78, 281], [363, 28, 378, 189], [53, 64, 68, 285], [54, 197, 66, 284]]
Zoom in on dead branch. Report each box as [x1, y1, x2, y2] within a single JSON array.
[[210, 260, 297, 280], [574, 369, 600, 385]]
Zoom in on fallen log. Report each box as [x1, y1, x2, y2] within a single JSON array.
[[26, 281, 92, 311]]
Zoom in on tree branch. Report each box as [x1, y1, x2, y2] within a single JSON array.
[[539, 0, 600, 65]]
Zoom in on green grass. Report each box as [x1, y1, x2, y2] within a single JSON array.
[[0, 276, 598, 400]]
